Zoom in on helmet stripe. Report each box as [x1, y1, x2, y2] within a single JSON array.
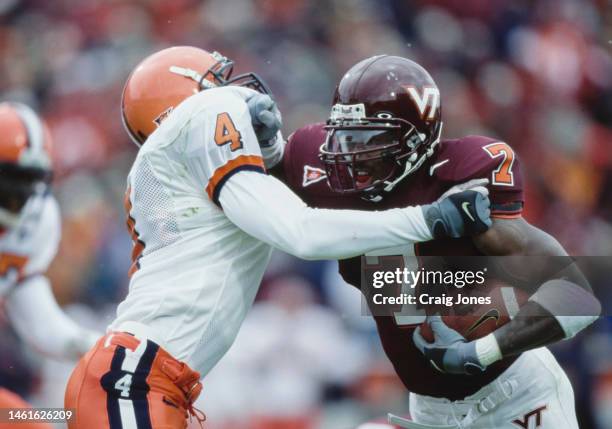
[[12, 103, 43, 151]]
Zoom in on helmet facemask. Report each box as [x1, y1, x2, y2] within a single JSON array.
[[0, 163, 50, 228], [320, 103, 440, 198], [172, 51, 272, 95]]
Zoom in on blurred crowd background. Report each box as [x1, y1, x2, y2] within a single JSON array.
[[0, 0, 611, 428]]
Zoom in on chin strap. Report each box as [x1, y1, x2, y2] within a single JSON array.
[[360, 140, 438, 204], [382, 123, 443, 194], [358, 123, 443, 203]]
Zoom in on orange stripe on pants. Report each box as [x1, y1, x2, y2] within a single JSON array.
[[65, 332, 202, 428]]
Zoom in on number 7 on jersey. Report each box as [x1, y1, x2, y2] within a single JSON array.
[[483, 142, 515, 186]]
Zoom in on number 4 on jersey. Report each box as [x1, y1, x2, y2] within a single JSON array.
[[215, 112, 243, 151]]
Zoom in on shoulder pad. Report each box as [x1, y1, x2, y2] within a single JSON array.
[[434, 136, 520, 186], [433, 136, 523, 215]]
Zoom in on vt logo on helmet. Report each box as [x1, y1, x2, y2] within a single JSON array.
[[405, 86, 441, 120], [319, 55, 443, 200], [0, 103, 52, 228], [121, 46, 271, 147]]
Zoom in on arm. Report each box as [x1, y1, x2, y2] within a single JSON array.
[[219, 171, 431, 260], [472, 218, 599, 359], [5, 275, 99, 360], [414, 217, 601, 374], [219, 171, 491, 260], [244, 91, 285, 171]]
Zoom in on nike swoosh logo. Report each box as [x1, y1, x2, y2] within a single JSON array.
[[429, 159, 449, 176], [462, 202, 475, 222], [467, 308, 501, 334]]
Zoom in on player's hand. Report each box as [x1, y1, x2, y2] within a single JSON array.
[[246, 92, 285, 169], [413, 316, 486, 375], [421, 178, 491, 239], [436, 178, 489, 202], [246, 92, 282, 144]]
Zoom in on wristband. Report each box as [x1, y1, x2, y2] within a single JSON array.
[[475, 333, 502, 367]]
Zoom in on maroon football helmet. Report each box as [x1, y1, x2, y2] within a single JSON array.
[[320, 55, 442, 199]]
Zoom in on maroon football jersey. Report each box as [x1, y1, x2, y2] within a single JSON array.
[[281, 123, 524, 400]]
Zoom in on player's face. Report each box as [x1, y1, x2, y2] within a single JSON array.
[[321, 127, 403, 192], [0, 166, 47, 214]]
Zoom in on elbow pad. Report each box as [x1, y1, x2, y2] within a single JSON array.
[[529, 279, 601, 338]]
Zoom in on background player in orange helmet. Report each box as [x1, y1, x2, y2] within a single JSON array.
[[64, 46, 495, 428], [0, 102, 100, 428], [259, 55, 602, 428]]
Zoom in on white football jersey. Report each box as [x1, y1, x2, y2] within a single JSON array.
[[0, 192, 61, 298], [111, 86, 273, 375]]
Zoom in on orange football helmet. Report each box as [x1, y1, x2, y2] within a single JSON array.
[[0, 102, 53, 227], [121, 46, 270, 146]]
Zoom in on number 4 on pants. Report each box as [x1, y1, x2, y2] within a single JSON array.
[[115, 374, 133, 398]]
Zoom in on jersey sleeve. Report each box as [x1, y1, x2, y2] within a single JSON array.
[[281, 130, 300, 192], [439, 136, 524, 217], [183, 89, 267, 206], [23, 194, 61, 278], [281, 122, 334, 207], [219, 170, 433, 260]]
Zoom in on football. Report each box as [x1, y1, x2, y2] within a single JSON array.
[[419, 281, 530, 342]]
